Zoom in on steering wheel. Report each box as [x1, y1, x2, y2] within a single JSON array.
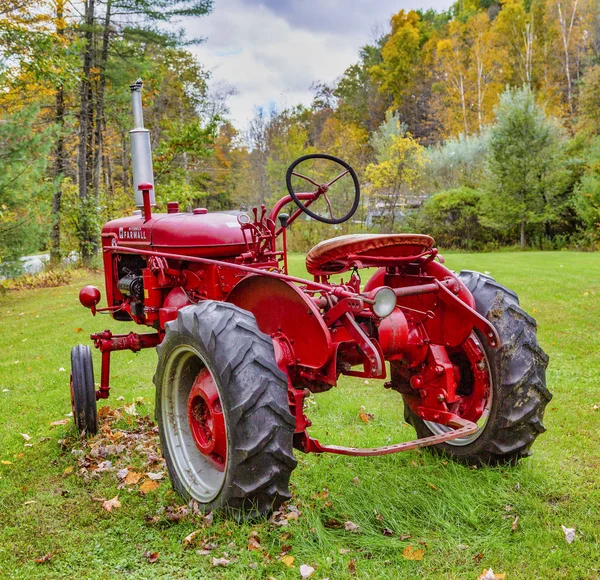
[[285, 153, 360, 225]]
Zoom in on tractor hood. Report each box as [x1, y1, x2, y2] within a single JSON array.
[[102, 210, 247, 258]]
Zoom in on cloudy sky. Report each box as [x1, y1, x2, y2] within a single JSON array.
[[186, 0, 453, 130]]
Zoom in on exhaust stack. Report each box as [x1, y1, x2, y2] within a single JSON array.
[[129, 79, 155, 207]]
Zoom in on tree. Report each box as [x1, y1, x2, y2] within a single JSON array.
[[483, 86, 568, 248], [365, 117, 428, 231]]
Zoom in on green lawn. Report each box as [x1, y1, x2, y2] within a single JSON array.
[[0, 251, 599, 579]]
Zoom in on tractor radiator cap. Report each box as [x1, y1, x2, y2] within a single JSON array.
[[193, 207, 208, 215]]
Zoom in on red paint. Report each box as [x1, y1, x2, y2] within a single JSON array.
[[79, 165, 501, 458]]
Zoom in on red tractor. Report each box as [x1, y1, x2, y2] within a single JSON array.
[[71, 80, 550, 517]]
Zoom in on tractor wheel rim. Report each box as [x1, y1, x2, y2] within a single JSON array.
[[187, 369, 226, 472], [424, 333, 493, 446], [161, 345, 226, 502]]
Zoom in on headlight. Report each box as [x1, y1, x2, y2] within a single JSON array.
[[372, 287, 397, 318]]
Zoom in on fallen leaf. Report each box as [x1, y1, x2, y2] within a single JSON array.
[[314, 488, 329, 500], [124, 471, 142, 485], [344, 521, 360, 532], [21, 433, 31, 441], [348, 559, 357, 574], [339, 548, 350, 555], [285, 509, 300, 521], [428, 483, 438, 491], [50, 419, 68, 427], [63, 466, 73, 476], [124, 403, 137, 416], [402, 545, 424, 561], [473, 553, 484, 563], [281, 554, 295, 567], [117, 468, 129, 480], [146, 472, 164, 481], [300, 564, 315, 578], [478, 569, 506, 580], [74, 327, 83, 333], [184, 530, 201, 546], [143, 551, 159, 563], [358, 412, 374, 423], [382, 528, 394, 536], [24, 500, 36, 505], [352, 477, 360, 485], [511, 515, 519, 532], [324, 518, 343, 529], [212, 557, 230, 567], [561, 524, 576, 544], [196, 549, 211, 556], [34, 551, 55, 564], [139, 480, 159, 494], [1, 460, 13, 465], [58, 367, 65, 372], [247, 531, 261, 551], [102, 496, 121, 512], [399, 534, 412, 541]]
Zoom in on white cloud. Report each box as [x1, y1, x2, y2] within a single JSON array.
[[185, 0, 454, 130]]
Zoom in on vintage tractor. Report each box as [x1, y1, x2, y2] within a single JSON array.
[[71, 80, 551, 516]]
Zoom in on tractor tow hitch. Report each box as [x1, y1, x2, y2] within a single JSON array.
[[295, 414, 477, 457]]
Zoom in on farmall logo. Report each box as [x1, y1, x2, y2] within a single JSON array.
[[118, 227, 147, 240]]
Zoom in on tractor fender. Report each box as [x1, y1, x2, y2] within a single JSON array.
[[226, 275, 332, 370]]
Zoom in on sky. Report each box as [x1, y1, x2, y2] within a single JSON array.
[[186, 0, 454, 131]]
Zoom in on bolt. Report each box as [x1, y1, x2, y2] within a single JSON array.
[[477, 359, 487, 371], [437, 394, 445, 402], [384, 381, 392, 389]]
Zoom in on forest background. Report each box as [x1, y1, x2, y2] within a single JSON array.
[[1, 0, 600, 275]]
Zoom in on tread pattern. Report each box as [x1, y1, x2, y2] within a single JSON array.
[[70, 344, 98, 436], [154, 301, 297, 517], [404, 270, 551, 465]]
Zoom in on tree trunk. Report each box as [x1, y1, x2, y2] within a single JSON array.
[[520, 219, 526, 249], [50, 0, 66, 265], [93, 0, 112, 202], [78, 0, 95, 266]]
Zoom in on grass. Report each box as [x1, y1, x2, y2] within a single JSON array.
[[0, 251, 599, 579]]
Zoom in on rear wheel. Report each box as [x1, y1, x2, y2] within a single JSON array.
[[154, 301, 297, 517], [404, 271, 551, 465], [70, 345, 98, 436]]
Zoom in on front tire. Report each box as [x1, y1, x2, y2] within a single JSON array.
[[404, 271, 551, 465], [154, 301, 297, 517], [70, 345, 98, 436]]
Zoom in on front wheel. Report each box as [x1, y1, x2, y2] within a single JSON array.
[[70, 345, 98, 436], [404, 271, 551, 465], [154, 301, 297, 517]]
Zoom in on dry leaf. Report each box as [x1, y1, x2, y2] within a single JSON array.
[[358, 412, 374, 423], [139, 480, 159, 494], [34, 551, 55, 564], [184, 530, 201, 546], [300, 564, 315, 578], [402, 545, 424, 561], [143, 551, 159, 563], [281, 554, 295, 567], [21, 433, 31, 441], [561, 524, 576, 544], [352, 477, 360, 485], [478, 569, 506, 580], [285, 509, 300, 521], [473, 553, 484, 563], [247, 531, 261, 551], [63, 466, 73, 476], [344, 521, 360, 532], [124, 471, 142, 485], [428, 483, 438, 491], [348, 559, 357, 575], [146, 472, 164, 481], [382, 528, 394, 536], [117, 468, 129, 480], [1, 460, 12, 465], [339, 548, 350, 555], [102, 496, 121, 512], [511, 515, 519, 532], [50, 419, 68, 427], [124, 403, 137, 416], [212, 557, 230, 567], [74, 327, 83, 333]]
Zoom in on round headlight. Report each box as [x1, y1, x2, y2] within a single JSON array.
[[372, 287, 397, 318]]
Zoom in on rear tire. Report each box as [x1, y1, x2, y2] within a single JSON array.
[[404, 271, 551, 465], [154, 301, 297, 518], [70, 345, 98, 436]]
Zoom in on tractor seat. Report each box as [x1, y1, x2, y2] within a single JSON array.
[[305, 233, 435, 276]]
